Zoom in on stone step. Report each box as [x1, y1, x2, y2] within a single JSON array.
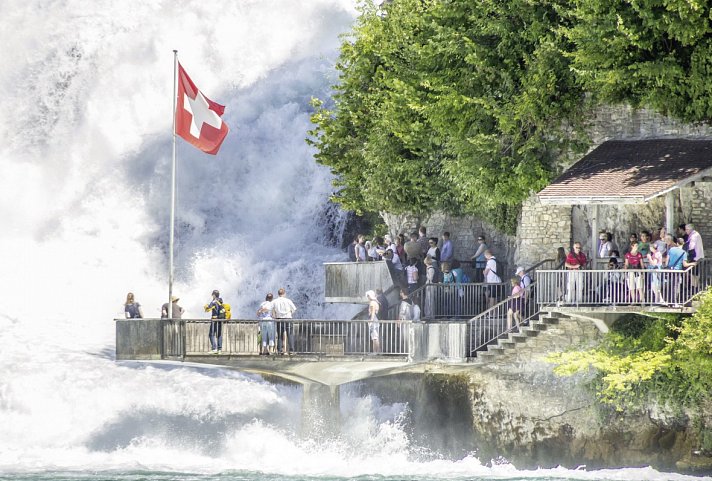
[[476, 351, 499, 363], [511, 330, 539, 341], [486, 344, 506, 355], [498, 339, 517, 349], [529, 321, 548, 331]]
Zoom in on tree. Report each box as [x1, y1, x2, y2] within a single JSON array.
[[309, 0, 588, 233], [565, 0, 712, 122]]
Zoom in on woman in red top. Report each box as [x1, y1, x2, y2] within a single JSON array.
[[624, 241, 645, 302]]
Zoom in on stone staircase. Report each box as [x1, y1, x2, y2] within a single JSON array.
[[472, 311, 601, 365]]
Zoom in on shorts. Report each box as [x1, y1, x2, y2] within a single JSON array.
[[368, 321, 380, 341]]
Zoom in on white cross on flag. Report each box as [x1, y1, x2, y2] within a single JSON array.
[[175, 63, 229, 155]]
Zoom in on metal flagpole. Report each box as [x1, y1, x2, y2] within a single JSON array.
[[169, 50, 178, 319]]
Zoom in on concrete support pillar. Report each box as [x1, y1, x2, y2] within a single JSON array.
[[666, 191, 676, 234], [301, 382, 340, 438]]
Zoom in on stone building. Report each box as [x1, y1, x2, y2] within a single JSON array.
[[383, 106, 712, 270]]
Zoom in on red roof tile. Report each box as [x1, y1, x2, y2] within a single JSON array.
[[538, 139, 712, 204]]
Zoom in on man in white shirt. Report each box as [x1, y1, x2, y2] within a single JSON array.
[[272, 288, 297, 355], [483, 250, 501, 308], [686, 223, 705, 260]]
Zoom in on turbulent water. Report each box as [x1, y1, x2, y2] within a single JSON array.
[[0, 1, 709, 480]]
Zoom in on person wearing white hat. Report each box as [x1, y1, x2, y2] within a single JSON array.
[[516, 267, 532, 290], [161, 295, 184, 319]]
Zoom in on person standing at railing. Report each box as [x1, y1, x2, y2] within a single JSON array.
[[483, 250, 502, 308], [124, 292, 143, 319], [665, 234, 686, 305], [646, 243, 665, 304], [638, 231, 651, 257], [624, 241, 645, 303], [161, 295, 184, 319], [426, 237, 441, 279], [603, 257, 624, 304], [376, 288, 389, 319], [355, 235, 367, 262], [653, 227, 668, 260], [257, 293, 276, 355], [471, 235, 488, 283], [624, 233, 638, 255], [272, 288, 297, 355], [366, 290, 381, 353], [565, 243, 587, 304], [440, 232, 454, 266], [441, 262, 457, 316], [598, 232, 613, 261], [424, 256, 435, 318], [204, 290, 226, 354], [406, 258, 419, 295], [685, 223, 705, 292]]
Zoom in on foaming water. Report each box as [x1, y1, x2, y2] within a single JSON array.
[[0, 1, 710, 480]]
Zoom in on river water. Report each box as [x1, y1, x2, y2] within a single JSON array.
[[0, 1, 709, 480]]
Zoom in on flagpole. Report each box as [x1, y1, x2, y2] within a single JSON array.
[[169, 49, 178, 319]]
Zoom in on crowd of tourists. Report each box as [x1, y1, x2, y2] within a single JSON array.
[[563, 223, 705, 306]]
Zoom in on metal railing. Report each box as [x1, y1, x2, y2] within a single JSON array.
[[162, 319, 412, 358], [536, 259, 710, 307], [409, 282, 510, 319], [406, 257, 557, 321], [462, 258, 562, 357], [467, 283, 539, 356]]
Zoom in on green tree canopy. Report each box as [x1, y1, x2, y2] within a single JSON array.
[[309, 0, 588, 232], [566, 0, 712, 121], [309, 0, 712, 232]]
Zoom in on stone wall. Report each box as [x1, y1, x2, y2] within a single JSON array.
[[381, 211, 517, 270], [516, 194, 572, 268]]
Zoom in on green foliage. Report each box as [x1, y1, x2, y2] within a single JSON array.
[[309, 0, 712, 230], [565, 0, 712, 121], [548, 289, 712, 412], [309, 0, 588, 233]]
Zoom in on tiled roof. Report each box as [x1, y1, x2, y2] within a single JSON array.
[[538, 139, 712, 204]]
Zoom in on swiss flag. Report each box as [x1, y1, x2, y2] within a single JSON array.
[[175, 63, 229, 155]]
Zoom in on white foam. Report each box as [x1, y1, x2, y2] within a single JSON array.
[[0, 1, 709, 480]]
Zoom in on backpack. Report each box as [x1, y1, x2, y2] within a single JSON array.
[[222, 303, 232, 320], [399, 300, 413, 321], [459, 271, 471, 283], [489, 257, 504, 283]]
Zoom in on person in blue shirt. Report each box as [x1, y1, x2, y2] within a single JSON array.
[[665, 235, 687, 306], [440, 231, 454, 265]]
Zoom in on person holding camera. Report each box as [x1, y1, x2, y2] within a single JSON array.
[[204, 289, 226, 354]]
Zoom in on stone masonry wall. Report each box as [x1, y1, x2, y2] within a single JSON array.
[[516, 194, 572, 268], [381, 211, 517, 271]]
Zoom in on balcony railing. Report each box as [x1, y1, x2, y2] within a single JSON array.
[[535, 259, 710, 308], [467, 283, 539, 355], [160, 319, 412, 358]]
